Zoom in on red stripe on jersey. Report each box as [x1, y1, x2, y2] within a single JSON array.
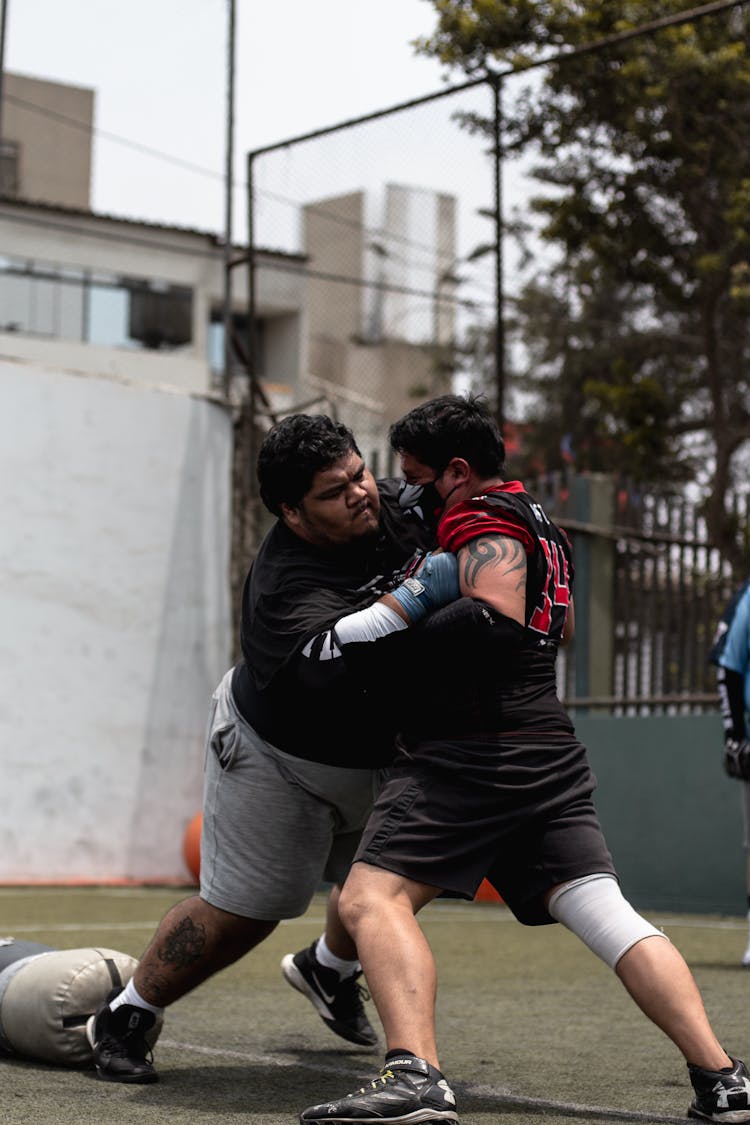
[[438, 483, 536, 554]]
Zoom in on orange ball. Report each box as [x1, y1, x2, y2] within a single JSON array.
[[183, 812, 202, 882]]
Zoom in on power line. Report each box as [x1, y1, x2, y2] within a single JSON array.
[[4, 0, 746, 235], [522, 0, 749, 72], [247, 0, 748, 155], [6, 2, 743, 307], [3, 88, 487, 272], [4, 90, 222, 180], [0, 201, 496, 313]]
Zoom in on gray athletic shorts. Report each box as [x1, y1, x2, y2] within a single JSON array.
[[199, 670, 385, 920]]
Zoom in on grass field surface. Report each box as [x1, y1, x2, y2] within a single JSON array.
[[1, 887, 748, 1124]]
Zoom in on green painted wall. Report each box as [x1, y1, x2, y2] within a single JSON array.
[[576, 713, 746, 916]]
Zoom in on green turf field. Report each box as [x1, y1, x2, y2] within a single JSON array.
[[1, 887, 748, 1124]]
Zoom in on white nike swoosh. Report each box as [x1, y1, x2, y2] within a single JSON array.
[[311, 970, 336, 1005]]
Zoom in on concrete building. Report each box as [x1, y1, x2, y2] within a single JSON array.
[[1, 71, 306, 402], [0, 195, 306, 400], [302, 184, 458, 474], [1, 71, 94, 207]]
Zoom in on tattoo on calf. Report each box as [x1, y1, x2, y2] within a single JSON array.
[[158, 916, 207, 969]]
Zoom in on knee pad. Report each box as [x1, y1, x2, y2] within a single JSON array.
[[0, 946, 163, 1066], [547, 873, 667, 970]]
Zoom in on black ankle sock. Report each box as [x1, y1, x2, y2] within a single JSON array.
[[386, 1048, 418, 1062]]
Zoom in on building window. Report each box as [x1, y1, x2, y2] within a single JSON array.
[[0, 256, 193, 350], [208, 308, 252, 386]]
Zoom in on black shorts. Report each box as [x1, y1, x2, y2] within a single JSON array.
[[354, 734, 617, 926]]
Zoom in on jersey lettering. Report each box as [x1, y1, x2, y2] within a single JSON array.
[[529, 536, 571, 636], [529, 501, 550, 527]]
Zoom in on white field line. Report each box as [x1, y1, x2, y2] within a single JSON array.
[[3, 905, 749, 935], [0, 891, 720, 1123], [155, 1038, 689, 1123]]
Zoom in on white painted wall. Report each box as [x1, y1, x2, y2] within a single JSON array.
[[0, 356, 233, 882]]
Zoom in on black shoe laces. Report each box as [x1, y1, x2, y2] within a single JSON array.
[[337, 977, 370, 1015]]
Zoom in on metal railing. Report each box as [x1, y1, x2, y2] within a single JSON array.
[[537, 474, 747, 714]]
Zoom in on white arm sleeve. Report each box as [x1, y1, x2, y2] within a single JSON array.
[[334, 601, 408, 644], [300, 602, 407, 661]]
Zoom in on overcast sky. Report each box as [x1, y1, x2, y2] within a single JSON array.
[[3, 0, 465, 232]]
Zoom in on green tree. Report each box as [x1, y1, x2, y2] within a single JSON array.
[[417, 1, 750, 569]]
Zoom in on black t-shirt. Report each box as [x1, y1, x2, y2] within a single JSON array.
[[231, 479, 437, 767]]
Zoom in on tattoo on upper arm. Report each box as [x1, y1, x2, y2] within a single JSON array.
[[462, 536, 526, 592]]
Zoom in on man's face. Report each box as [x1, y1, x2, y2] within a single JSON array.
[[400, 451, 453, 506], [399, 451, 467, 511], [399, 452, 438, 490], [282, 451, 380, 547]]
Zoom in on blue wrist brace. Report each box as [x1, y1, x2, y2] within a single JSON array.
[[389, 551, 460, 623]]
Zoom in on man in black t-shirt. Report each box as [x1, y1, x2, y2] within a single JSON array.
[[301, 396, 750, 1125], [86, 414, 459, 1084]]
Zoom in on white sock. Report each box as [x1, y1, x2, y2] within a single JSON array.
[[315, 934, 361, 979], [110, 978, 164, 1017]]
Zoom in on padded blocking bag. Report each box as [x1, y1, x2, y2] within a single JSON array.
[[0, 943, 162, 1066]]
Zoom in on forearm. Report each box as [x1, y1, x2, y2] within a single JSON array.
[[334, 600, 408, 642], [717, 665, 747, 739]]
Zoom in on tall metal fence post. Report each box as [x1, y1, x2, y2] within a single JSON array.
[[572, 473, 615, 706], [491, 74, 505, 432]]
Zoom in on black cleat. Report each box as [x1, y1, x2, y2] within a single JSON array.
[[281, 940, 378, 1047], [299, 1053, 459, 1124], [688, 1056, 750, 1122], [86, 988, 158, 1084]]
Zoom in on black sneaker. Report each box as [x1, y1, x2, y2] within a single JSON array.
[[300, 1053, 459, 1124], [688, 1056, 750, 1122], [281, 940, 377, 1047], [86, 988, 158, 1083]]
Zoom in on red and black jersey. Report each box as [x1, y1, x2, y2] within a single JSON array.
[[393, 481, 577, 742], [438, 482, 574, 645]]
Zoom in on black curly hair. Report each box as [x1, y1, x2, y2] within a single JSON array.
[[257, 414, 361, 516], [389, 394, 504, 479]]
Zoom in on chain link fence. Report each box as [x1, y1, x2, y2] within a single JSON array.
[[537, 472, 747, 713], [230, 20, 748, 709], [244, 74, 516, 463]]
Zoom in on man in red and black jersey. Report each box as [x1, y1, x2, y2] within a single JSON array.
[[300, 396, 750, 1125]]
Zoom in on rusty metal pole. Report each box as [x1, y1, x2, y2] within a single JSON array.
[[0, 0, 8, 149], [222, 0, 236, 401], [492, 74, 505, 433]]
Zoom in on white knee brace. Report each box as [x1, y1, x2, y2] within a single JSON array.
[[547, 873, 667, 970]]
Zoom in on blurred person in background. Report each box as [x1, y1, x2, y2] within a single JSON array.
[[710, 576, 750, 966]]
